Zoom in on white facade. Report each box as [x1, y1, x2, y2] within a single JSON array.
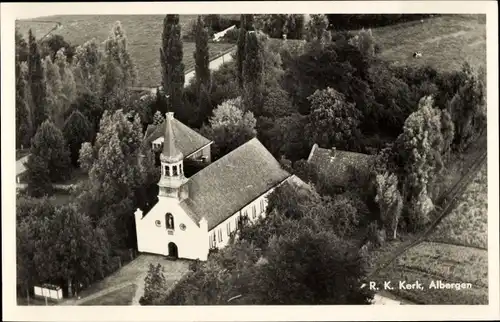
[[135, 181, 286, 261], [135, 199, 209, 261]]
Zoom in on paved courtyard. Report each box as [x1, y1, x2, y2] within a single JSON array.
[[60, 254, 190, 305]]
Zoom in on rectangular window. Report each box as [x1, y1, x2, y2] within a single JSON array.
[[227, 222, 231, 236], [252, 205, 256, 219], [260, 199, 265, 213], [173, 165, 178, 176], [213, 232, 216, 246]]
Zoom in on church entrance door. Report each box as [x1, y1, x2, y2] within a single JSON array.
[[168, 242, 178, 258]]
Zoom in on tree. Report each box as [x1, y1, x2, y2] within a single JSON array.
[[348, 28, 376, 59], [242, 31, 265, 115], [16, 61, 32, 148], [200, 97, 257, 160], [33, 204, 110, 296], [252, 221, 373, 304], [80, 109, 150, 248], [152, 110, 165, 125], [40, 34, 76, 63], [27, 29, 48, 133], [285, 15, 305, 39], [448, 63, 486, 151], [63, 110, 94, 167], [194, 15, 212, 125], [399, 96, 446, 228], [78, 142, 95, 173], [102, 21, 137, 92], [283, 42, 375, 115], [237, 14, 254, 89], [72, 39, 103, 94], [306, 87, 363, 151], [375, 172, 403, 239], [54, 49, 77, 115], [42, 55, 65, 127], [140, 264, 168, 305], [161, 15, 185, 117], [69, 92, 103, 136], [15, 28, 29, 63], [25, 120, 71, 194], [304, 14, 331, 48], [194, 16, 211, 90]]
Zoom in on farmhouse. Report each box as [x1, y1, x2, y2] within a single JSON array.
[[307, 143, 375, 188], [135, 112, 292, 261]]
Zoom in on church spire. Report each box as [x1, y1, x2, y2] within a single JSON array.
[[161, 112, 183, 163], [158, 112, 188, 199]]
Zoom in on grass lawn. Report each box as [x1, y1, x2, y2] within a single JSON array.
[[16, 15, 236, 87], [81, 284, 137, 306], [372, 14, 486, 72], [428, 162, 488, 249]]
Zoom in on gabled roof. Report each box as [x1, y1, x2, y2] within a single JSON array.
[[180, 138, 291, 230], [144, 116, 212, 157], [307, 143, 375, 187]]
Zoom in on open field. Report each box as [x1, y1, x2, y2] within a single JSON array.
[[373, 161, 488, 304], [396, 242, 488, 287], [428, 162, 488, 249], [16, 15, 236, 87], [372, 14, 486, 72]]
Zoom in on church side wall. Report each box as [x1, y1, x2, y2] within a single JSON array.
[[135, 200, 208, 261]]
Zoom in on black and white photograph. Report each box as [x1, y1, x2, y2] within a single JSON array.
[[1, 1, 499, 321]]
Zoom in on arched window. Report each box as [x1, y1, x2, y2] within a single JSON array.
[[164, 165, 169, 176], [173, 165, 178, 176], [165, 213, 174, 230]]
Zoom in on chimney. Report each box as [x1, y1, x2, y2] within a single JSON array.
[[166, 112, 174, 120]]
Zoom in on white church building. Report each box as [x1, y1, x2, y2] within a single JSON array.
[[135, 112, 293, 261]]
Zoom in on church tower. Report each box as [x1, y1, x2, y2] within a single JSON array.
[[158, 112, 188, 199]]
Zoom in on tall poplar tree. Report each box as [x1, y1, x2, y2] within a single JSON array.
[[28, 29, 48, 134], [194, 15, 212, 124], [242, 31, 265, 115], [237, 14, 254, 89], [160, 15, 185, 116]]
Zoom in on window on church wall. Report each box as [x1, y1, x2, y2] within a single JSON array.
[[165, 213, 174, 230], [227, 222, 231, 236], [252, 205, 257, 219], [179, 164, 183, 175], [173, 165, 179, 176], [260, 199, 265, 213], [164, 165, 169, 177], [212, 232, 216, 246]]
